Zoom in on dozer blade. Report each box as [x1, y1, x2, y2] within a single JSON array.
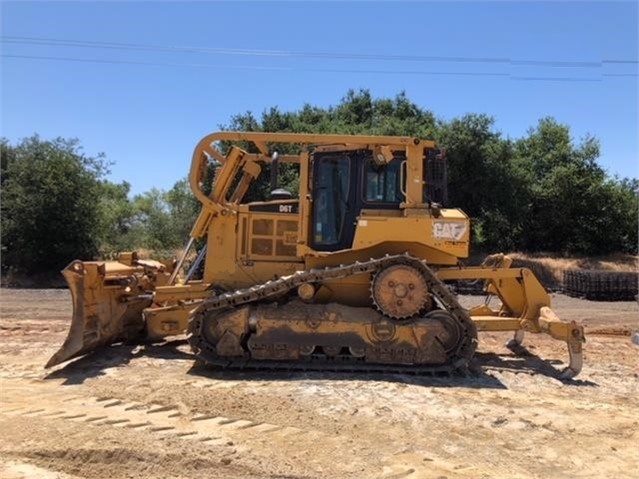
[[46, 260, 154, 368]]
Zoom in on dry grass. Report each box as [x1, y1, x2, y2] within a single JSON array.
[[508, 252, 638, 290]]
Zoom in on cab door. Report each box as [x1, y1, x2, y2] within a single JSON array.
[[309, 152, 357, 252]]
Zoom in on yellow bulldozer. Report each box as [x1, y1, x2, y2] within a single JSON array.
[[48, 132, 585, 378]]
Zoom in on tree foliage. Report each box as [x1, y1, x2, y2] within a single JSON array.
[[0, 136, 201, 274], [513, 118, 637, 254], [1, 136, 109, 274], [128, 180, 199, 252], [97, 180, 138, 253], [437, 114, 528, 250]]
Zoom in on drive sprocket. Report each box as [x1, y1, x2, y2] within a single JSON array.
[[371, 264, 432, 319]]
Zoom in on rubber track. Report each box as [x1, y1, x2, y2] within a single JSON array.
[[188, 254, 478, 375]]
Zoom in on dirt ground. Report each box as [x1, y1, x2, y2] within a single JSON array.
[[0, 288, 637, 479]]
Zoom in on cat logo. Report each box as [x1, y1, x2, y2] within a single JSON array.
[[433, 221, 467, 241]]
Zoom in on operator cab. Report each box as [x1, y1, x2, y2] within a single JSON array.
[[310, 148, 447, 252]]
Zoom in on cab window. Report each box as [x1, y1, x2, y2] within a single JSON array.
[[363, 158, 404, 204]]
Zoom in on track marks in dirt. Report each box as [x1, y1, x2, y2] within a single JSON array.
[[0, 416, 246, 479], [0, 376, 436, 479], [0, 379, 313, 448]]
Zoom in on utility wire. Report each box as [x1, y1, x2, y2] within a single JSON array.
[[4, 53, 636, 81], [2, 35, 638, 68], [1, 54, 292, 71]]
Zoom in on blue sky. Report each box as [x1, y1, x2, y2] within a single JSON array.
[[2, 1, 637, 195]]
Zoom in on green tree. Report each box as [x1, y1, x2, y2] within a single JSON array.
[[97, 180, 139, 254], [130, 188, 176, 250], [436, 114, 528, 251], [512, 118, 638, 254], [126, 180, 200, 251], [1, 136, 108, 274], [165, 179, 200, 243]]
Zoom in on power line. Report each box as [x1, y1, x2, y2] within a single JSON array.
[[1, 54, 292, 72], [4, 53, 636, 81], [2, 35, 637, 69]]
